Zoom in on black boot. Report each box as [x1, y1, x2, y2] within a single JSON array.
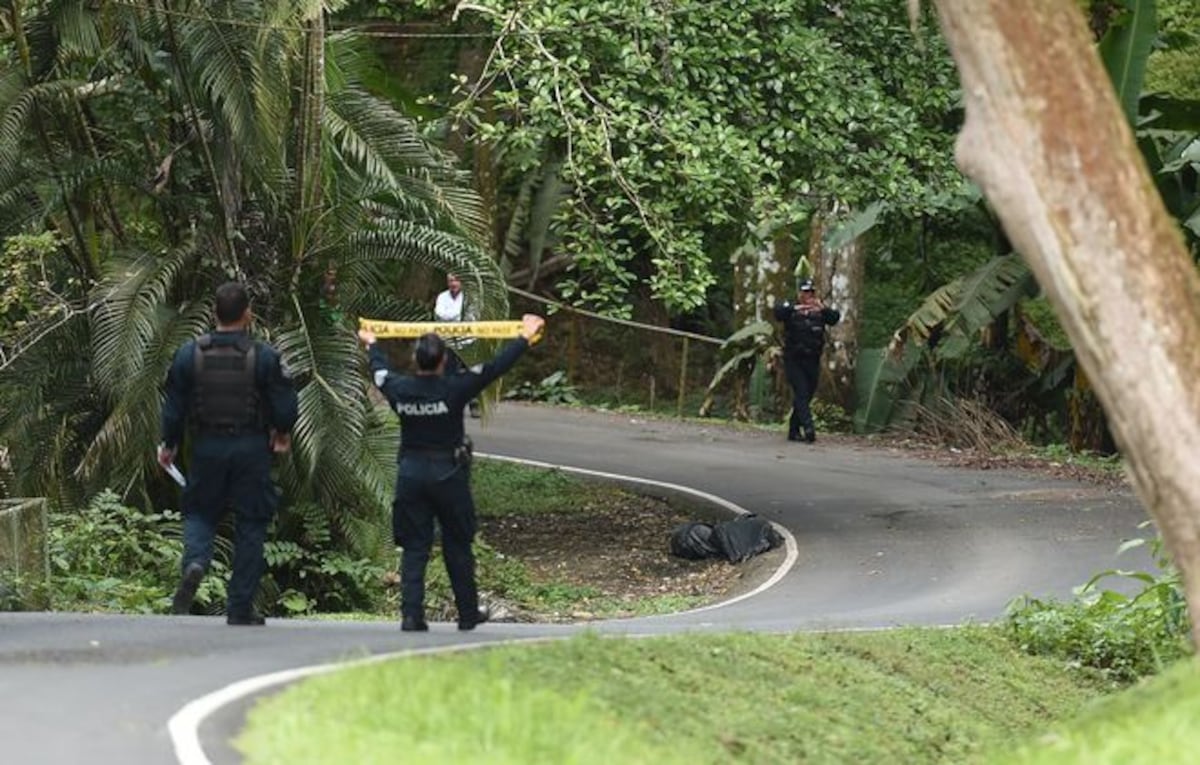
[[458, 608, 490, 631], [171, 562, 205, 615], [401, 615, 429, 632], [226, 611, 266, 626], [804, 428, 816, 443]]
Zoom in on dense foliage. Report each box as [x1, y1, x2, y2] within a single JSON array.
[[443, 0, 965, 314]]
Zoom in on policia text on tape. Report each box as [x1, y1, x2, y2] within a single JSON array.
[[358, 318, 542, 343]]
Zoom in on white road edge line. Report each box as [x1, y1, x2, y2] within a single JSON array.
[[169, 454, 799, 765]]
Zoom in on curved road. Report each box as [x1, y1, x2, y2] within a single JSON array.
[[0, 404, 1148, 764]]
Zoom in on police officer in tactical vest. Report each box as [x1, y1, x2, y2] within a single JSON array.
[[358, 313, 545, 632], [158, 282, 298, 625], [774, 279, 841, 443]]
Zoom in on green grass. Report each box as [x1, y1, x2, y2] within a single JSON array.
[[237, 626, 1116, 765], [471, 459, 620, 517], [990, 657, 1200, 765]]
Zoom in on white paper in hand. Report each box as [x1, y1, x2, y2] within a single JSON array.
[[164, 463, 187, 488]]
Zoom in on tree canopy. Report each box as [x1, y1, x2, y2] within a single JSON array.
[[442, 0, 965, 314]]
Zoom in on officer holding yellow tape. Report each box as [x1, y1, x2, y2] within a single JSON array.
[[358, 313, 545, 632]]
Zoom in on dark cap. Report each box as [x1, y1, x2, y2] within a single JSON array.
[[798, 279, 815, 292]]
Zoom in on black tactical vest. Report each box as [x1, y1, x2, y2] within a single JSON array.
[[191, 334, 263, 435], [784, 310, 827, 355]]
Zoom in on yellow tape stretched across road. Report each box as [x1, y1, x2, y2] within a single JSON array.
[[358, 318, 527, 340]]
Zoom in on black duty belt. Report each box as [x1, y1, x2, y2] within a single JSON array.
[[400, 447, 456, 458], [194, 425, 264, 437]]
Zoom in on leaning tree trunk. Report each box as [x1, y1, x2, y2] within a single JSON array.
[[809, 201, 864, 410], [931, 0, 1200, 638]]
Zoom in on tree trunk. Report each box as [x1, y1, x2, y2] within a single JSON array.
[[810, 203, 864, 410], [731, 223, 794, 418], [732, 225, 792, 329], [931, 0, 1200, 638]]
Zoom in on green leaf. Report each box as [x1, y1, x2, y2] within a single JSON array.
[[1139, 94, 1200, 131], [823, 201, 888, 250], [940, 254, 1038, 353], [526, 158, 567, 283], [722, 320, 775, 349], [1185, 205, 1200, 237], [704, 348, 761, 396], [1100, 0, 1158, 124], [852, 343, 922, 434]]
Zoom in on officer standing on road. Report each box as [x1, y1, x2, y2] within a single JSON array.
[[774, 279, 840, 443], [158, 282, 298, 625], [358, 313, 545, 632]]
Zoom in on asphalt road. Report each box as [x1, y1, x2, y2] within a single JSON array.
[[0, 404, 1150, 764]]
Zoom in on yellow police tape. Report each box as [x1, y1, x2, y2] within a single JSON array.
[[358, 318, 542, 343]]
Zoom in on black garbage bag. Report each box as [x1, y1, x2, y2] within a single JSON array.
[[669, 522, 721, 560], [711, 514, 784, 563]]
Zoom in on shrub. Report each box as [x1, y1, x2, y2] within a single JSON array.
[[1006, 531, 1192, 682], [504, 370, 581, 405], [47, 490, 182, 613]]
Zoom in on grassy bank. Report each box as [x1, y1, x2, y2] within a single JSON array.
[[994, 657, 1200, 765], [237, 627, 1118, 765]]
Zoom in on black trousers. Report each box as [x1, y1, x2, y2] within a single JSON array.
[[783, 352, 821, 438], [180, 435, 278, 616], [392, 455, 478, 620]]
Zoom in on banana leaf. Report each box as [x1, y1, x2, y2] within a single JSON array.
[[1100, 0, 1157, 124], [823, 201, 888, 251], [939, 254, 1038, 358], [853, 342, 922, 434], [721, 320, 775, 349]]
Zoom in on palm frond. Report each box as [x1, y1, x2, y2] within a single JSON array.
[[91, 245, 204, 395], [344, 223, 508, 319], [0, 162, 49, 232], [272, 301, 392, 557], [50, 0, 104, 61], [0, 79, 84, 152], [324, 88, 490, 241], [178, 5, 277, 178], [0, 315, 95, 499], [79, 299, 211, 484]]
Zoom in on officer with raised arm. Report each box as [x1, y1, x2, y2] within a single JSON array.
[[158, 282, 298, 625], [358, 313, 545, 632], [774, 278, 840, 443]]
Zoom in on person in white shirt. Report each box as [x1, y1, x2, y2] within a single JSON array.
[[434, 273, 467, 323], [434, 273, 480, 417]]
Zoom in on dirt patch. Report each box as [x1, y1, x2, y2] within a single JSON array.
[[478, 493, 773, 622], [841, 433, 1130, 489]]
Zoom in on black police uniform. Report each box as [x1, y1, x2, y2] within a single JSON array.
[[368, 336, 530, 626], [161, 330, 298, 620], [773, 299, 841, 441]]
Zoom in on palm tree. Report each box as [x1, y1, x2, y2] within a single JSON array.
[[0, 1, 506, 609]]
